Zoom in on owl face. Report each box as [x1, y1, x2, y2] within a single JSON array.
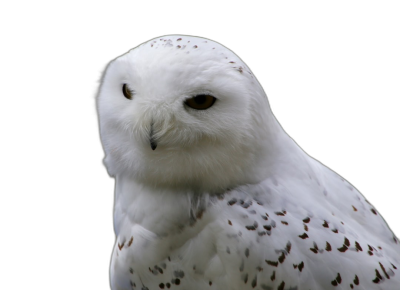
[[97, 35, 274, 192]]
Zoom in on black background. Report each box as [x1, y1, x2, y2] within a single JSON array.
[[28, 8, 400, 289]]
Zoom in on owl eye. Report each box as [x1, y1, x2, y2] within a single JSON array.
[[185, 94, 216, 110], [122, 84, 133, 100]]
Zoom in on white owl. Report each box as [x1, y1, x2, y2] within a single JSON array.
[[97, 35, 400, 290]]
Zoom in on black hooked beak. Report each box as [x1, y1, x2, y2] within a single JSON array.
[[150, 123, 157, 150]]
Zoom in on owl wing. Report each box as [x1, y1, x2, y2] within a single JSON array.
[[209, 165, 400, 290]]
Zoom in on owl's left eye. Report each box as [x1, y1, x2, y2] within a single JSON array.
[[185, 94, 216, 110], [122, 84, 133, 100]]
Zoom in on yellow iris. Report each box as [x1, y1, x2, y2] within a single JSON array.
[[185, 95, 216, 110]]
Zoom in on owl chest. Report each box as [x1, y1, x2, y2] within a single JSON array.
[[111, 209, 230, 290]]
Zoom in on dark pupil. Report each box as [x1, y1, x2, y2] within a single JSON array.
[[194, 95, 207, 104]]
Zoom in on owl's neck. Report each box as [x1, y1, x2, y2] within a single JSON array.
[[112, 135, 312, 237], [113, 176, 207, 236]]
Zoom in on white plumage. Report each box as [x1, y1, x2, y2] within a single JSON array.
[[97, 35, 400, 290]]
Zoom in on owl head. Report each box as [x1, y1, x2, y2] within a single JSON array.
[[97, 35, 282, 192]]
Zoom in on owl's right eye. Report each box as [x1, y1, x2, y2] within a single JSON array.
[[122, 84, 133, 100], [185, 94, 216, 110]]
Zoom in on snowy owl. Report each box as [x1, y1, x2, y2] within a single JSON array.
[[96, 35, 400, 290]]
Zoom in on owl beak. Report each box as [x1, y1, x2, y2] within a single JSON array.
[[150, 139, 157, 150], [150, 123, 157, 150]]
